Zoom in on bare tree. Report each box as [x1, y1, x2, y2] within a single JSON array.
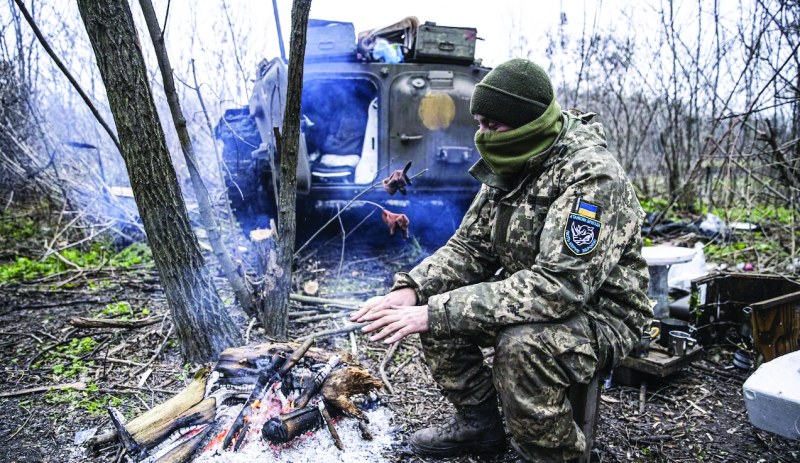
[[76, 0, 242, 362]]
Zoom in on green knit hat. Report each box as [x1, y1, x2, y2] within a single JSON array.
[[470, 58, 554, 129]]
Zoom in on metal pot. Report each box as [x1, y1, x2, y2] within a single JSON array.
[[658, 318, 689, 347]]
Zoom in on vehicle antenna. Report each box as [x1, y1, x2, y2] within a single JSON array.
[[272, 0, 287, 62]]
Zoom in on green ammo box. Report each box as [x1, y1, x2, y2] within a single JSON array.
[[414, 22, 477, 64]]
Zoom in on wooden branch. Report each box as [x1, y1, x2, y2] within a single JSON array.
[[297, 322, 365, 342], [318, 401, 344, 450], [638, 382, 647, 415], [188, 59, 241, 246], [0, 381, 86, 398], [292, 313, 349, 324], [68, 316, 165, 329], [132, 324, 174, 376], [379, 341, 400, 395], [289, 293, 359, 309]]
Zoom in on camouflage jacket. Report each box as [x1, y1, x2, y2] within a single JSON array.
[[393, 112, 652, 364]]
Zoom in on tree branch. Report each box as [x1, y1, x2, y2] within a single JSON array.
[[13, 0, 122, 154], [138, 0, 255, 317]]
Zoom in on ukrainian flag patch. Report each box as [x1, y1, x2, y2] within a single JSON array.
[[577, 200, 598, 219]]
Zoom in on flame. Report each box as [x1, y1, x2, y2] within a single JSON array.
[[283, 399, 295, 414], [204, 428, 227, 452], [252, 400, 261, 409]]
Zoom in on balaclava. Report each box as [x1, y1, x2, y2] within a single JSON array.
[[470, 59, 563, 177]]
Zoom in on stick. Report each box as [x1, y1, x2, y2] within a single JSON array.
[[349, 330, 358, 357], [132, 324, 174, 376], [245, 318, 257, 344], [379, 341, 401, 395], [638, 382, 647, 415], [357, 421, 373, 441], [318, 401, 344, 450], [289, 294, 359, 309], [297, 323, 366, 342], [293, 313, 349, 324], [279, 337, 316, 375], [0, 382, 86, 398], [6, 409, 33, 442], [68, 316, 166, 329]]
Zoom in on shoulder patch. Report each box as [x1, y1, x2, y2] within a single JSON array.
[[564, 197, 602, 255]]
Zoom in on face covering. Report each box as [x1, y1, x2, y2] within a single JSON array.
[[474, 98, 563, 177]]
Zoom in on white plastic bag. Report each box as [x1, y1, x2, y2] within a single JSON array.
[[668, 242, 708, 292]]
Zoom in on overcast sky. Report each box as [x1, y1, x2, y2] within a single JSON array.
[[205, 0, 609, 67]]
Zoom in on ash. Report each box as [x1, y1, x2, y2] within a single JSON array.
[[194, 407, 396, 463]]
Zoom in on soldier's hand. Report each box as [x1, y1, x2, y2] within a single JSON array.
[[360, 304, 429, 344], [350, 287, 417, 323]]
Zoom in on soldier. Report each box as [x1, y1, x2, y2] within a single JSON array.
[[350, 58, 652, 462]]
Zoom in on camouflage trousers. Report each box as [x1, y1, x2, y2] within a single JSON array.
[[420, 311, 611, 462]]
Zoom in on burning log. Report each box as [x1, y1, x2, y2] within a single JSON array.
[[295, 354, 340, 409], [262, 404, 323, 444], [221, 337, 315, 451], [142, 426, 214, 463]]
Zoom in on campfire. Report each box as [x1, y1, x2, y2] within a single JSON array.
[[91, 340, 387, 462]]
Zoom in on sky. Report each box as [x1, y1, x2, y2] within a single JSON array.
[[186, 0, 609, 68]]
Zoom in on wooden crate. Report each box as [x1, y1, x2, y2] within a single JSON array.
[[690, 273, 800, 364]]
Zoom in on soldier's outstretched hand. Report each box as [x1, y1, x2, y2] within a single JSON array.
[[359, 304, 429, 344], [350, 287, 417, 323]]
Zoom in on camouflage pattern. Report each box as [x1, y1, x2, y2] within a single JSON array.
[[393, 111, 652, 461]]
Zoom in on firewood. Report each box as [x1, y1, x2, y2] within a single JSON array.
[[86, 369, 210, 449], [319, 401, 344, 450], [86, 341, 383, 458]]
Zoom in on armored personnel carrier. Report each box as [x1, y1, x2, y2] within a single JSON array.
[[215, 18, 490, 241]]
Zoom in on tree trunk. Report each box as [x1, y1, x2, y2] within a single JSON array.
[[76, 0, 242, 363], [259, 0, 311, 339]]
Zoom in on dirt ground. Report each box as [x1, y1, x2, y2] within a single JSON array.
[[1, 222, 800, 463]]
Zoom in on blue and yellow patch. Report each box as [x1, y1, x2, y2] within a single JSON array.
[[577, 200, 598, 219], [564, 198, 602, 255]]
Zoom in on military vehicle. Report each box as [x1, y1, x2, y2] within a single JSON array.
[[215, 18, 490, 242]]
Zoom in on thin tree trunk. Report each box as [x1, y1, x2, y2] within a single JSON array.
[[76, 0, 242, 363], [260, 0, 311, 339], [138, 0, 255, 318]]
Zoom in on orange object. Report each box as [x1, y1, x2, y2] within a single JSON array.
[[382, 209, 410, 238]]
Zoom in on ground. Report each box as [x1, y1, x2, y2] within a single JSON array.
[[1, 205, 799, 463]]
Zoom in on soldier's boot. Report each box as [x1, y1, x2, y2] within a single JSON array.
[[408, 399, 506, 457]]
